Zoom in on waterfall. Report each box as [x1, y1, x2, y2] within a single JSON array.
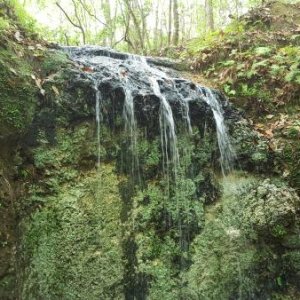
[[150, 77, 179, 178], [121, 76, 139, 180], [63, 46, 235, 175], [173, 81, 192, 134], [91, 78, 102, 169], [58, 46, 241, 297], [198, 86, 236, 175], [126, 54, 181, 178]]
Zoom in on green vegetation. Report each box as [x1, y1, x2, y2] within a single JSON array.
[[186, 175, 300, 299], [15, 0, 280, 54], [184, 1, 300, 191], [20, 165, 124, 300], [0, 1, 70, 138], [185, 2, 300, 118], [0, 39, 37, 136], [1, 1, 300, 299], [0, 0, 37, 34]]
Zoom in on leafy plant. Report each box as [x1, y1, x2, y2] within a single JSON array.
[[0, 17, 9, 31], [254, 46, 272, 56]]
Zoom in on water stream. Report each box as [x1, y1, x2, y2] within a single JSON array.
[[198, 86, 236, 175], [121, 76, 139, 180], [88, 77, 102, 168], [126, 55, 180, 180], [58, 46, 240, 298], [150, 77, 179, 179], [64, 46, 235, 176]]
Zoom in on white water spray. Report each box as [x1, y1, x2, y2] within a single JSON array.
[[122, 77, 139, 178], [199, 86, 236, 175], [150, 77, 179, 177], [92, 79, 101, 168]]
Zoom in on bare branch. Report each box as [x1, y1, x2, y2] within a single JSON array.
[[77, 0, 107, 26], [56, 2, 81, 30], [56, 1, 86, 44]]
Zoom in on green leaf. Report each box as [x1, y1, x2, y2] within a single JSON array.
[[254, 47, 272, 56], [219, 60, 236, 67]]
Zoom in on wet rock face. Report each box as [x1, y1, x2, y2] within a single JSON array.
[[27, 46, 270, 173], [187, 176, 300, 300], [62, 46, 216, 131]]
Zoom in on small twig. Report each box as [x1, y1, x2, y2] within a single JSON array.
[[56, 2, 82, 30], [77, 0, 107, 26]]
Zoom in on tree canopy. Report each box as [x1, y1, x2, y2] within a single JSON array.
[[19, 0, 296, 54]]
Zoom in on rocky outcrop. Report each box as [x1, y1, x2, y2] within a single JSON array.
[[0, 35, 299, 299]]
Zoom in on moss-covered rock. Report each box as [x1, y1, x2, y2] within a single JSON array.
[[186, 175, 300, 299], [0, 44, 37, 137], [231, 119, 271, 172], [20, 165, 124, 300]]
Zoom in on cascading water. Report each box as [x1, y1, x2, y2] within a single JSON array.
[[63, 46, 235, 176], [126, 55, 180, 179], [150, 77, 179, 178], [173, 81, 193, 134], [34, 46, 246, 299], [128, 54, 192, 134], [198, 86, 236, 175], [121, 75, 139, 180], [94, 79, 101, 168]]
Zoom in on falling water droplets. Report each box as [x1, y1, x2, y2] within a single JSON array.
[[64, 46, 236, 177], [172, 80, 192, 134], [150, 77, 179, 178], [122, 77, 140, 180], [92, 78, 102, 169], [198, 86, 236, 175]]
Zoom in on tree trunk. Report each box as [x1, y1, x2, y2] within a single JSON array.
[[102, 0, 115, 47], [168, 0, 172, 46], [56, 1, 86, 45], [138, 2, 150, 53], [205, 0, 214, 32], [173, 0, 179, 45], [153, 1, 159, 51], [124, 0, 144, 53]]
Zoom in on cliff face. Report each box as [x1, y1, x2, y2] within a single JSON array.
[[1, 2, 300, 300]]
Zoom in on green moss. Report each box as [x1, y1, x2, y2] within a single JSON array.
[[279, 141, 300, 190], [186, 174, 300, 299], [232, 120, 270, 170], [135, 232, 182, 299], [283, 250, 300, 283], [121, 131, 218, 298], [0, 17, 9, 31], [0, 42, 38, 137], [21, 165, 124, 300], [41, 50, 71, 76], [33, 124, 96, 169], [0, 0, 37, 34], [0, 275, 15, 299], [18, 124, 98, 210]]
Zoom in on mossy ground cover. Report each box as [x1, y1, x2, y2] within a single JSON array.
[[0, 37, 37, 137], [186, 173, 300, 299], [182, 1, 300, 191], [20, 165, 124, 300], [0, 0, 72, 138], [180, 3, 300, 290], [184, 2, 300, 118], [0, 2, 72, 297]]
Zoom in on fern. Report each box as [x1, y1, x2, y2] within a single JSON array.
[[254, 46, 272, 56]]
